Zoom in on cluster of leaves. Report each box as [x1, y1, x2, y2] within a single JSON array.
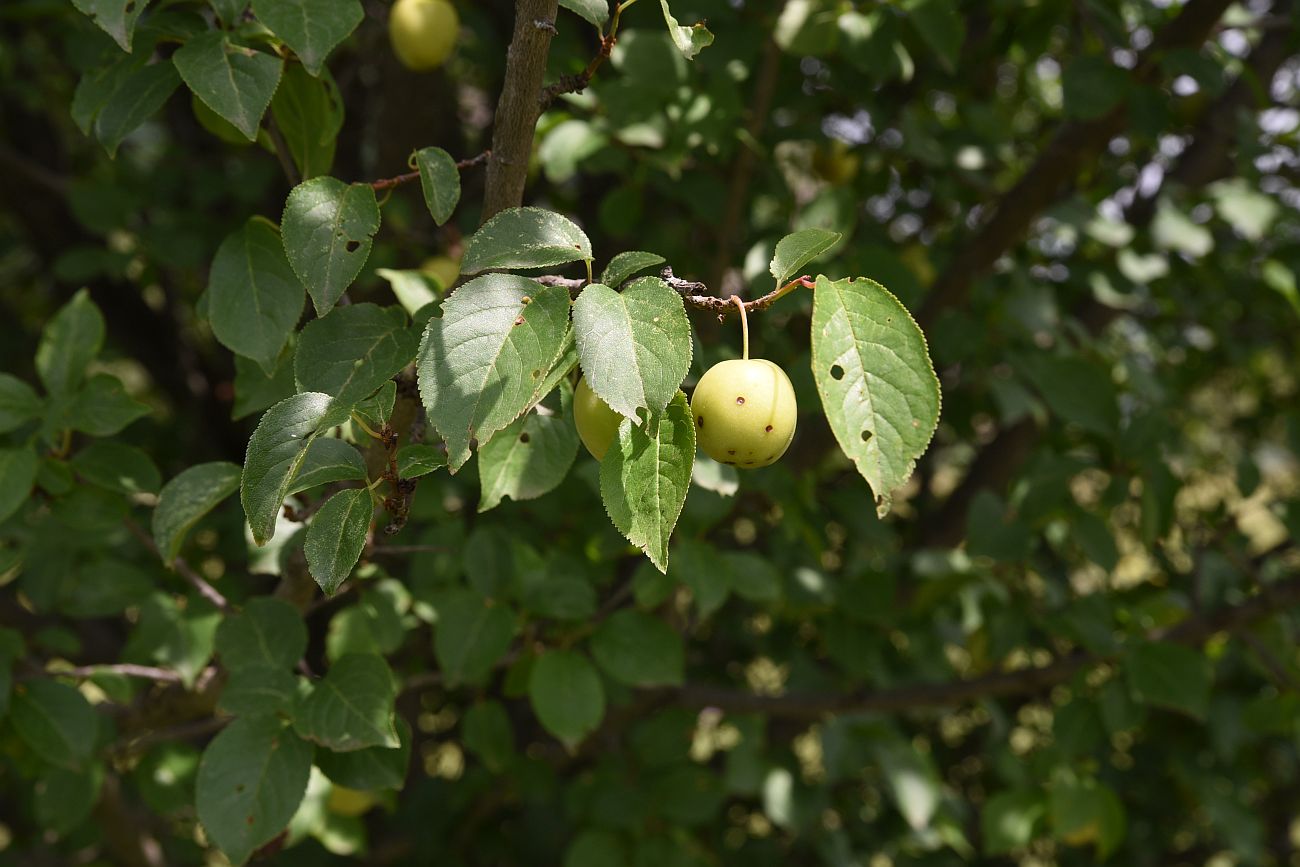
[[1, 0, 1299, 865]]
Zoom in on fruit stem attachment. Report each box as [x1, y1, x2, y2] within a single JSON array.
[[729, 294, 749, 360]]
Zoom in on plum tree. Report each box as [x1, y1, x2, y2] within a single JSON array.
[[388, 0, 459, 71]]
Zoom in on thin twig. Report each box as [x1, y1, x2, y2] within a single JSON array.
[[263, 115, 300, 186], [54, 664, 184, 683], [534, 268, 814, 319], [369, 149, 492, 191], [123, 517, 233, 613], [539, 0, 638, 107]]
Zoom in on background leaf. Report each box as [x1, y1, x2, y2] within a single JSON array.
[[528, 650, 605, 744], [215, 597, 307, 672], [294, 653, 400, 751], [11, 680, 98, 769], [590, 609, 683, 687], [769, 228, 841, 286], [1125, 640, 1211, 719], [478, 378, 579, 512], [71, 0, 145, 52], [432, 589, 516, 686], [152, 462, 242, 562], [271, 64, 343, 179], [36, 290, 104, 398]]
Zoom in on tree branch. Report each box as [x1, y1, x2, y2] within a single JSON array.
[[368, 149, 492, 191], [482, 0, 561, 221], [672, 570, 1300, 720], [123, 517, 233, 613], [534, 267, 814, 318]]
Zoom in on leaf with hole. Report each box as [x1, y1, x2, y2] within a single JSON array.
[[811, 275, 940, 517], [478, 377, 579, 512], [196, 716, 312, 866], [417, 274, 570, 471], [281, 177, 381, 316]]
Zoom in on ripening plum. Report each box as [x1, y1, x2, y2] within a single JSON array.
[[691, 359, 796, 468], [573, 376, 622, 461], [389, 0, 459, 71]]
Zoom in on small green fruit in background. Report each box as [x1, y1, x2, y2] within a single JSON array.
[[574, 377, 622, 461], [389, 0, 459, 71], [691, 359, 797, 468]]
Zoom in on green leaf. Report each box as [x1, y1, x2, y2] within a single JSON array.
[[461, 700, 514, 771], [478, 378, 580, 511], [173, 32, 283, 140], [270, 63, 343, 179], [196, 716, 313, 866], [769, 228, 840, 286], [70, 441, 162, 495], [0, 373, 42, 433], [982, 789, 1045, 855], [293, 653, 400, 751], [36, 289, 105, 398], [1019, 354, 1117, 436], [34, 761, 104, 835], [415, 146, 460, 226], [286, 437, 367, 495], [305, 488, 372, 595], [600, 391, 695, 572], [591, 609, 683, 687], [281, 177, 381, 316], [316, 717, 412, 790], [152, 462, 242, 563], [0, 447, 39, 525], [60, 558, 155, 617], [573, 278, 692, 420], [1062, 55, 1128, 120], [351, 381, 396, 431], [59, 373, 150, 435], [559, 0, 609, 28], [461, 207, 592, 275], [208, 217, 304, 373], [218, 667, 299, 717], [215, 597, 307, 672], [903, 0, 963, 72], [1125, 640, 1210, 719], [211, 0, 248, 25], [126, 593, 221, 687], [241, 393, 340, 546], [378, 268, 440, 317], [811, 275, 940, 517], [659, 0, 714, 59], [251, 0, 364, 76], [432, 589, 516, 686], [295, 303, 416, 410], [11, 679, 98, 768], [601, 251, 665, 287], [233, 347, 296, 420], [71, 0, 145, 52], [396, 444, 447, 478], [417, 274, 570, 471], [94, 60, 182, 157], [873, 735, 941, 830], [1048, 776, 1126, 857], [529, 650, 605, 744], [1152, 199, 1214, 258]]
